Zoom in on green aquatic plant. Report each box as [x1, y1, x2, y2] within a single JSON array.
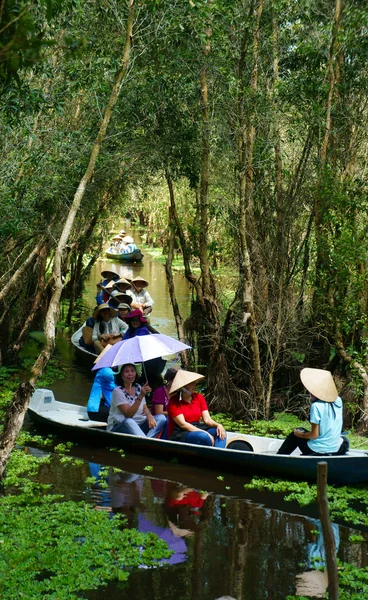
[[0, 499, 172, 600], [144, 465, 153, 471], [244, 477, 368, 526]]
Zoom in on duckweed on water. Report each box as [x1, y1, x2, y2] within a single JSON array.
[[0, 499, 171, 600]]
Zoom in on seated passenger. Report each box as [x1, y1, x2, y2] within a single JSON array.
[[122, 309, 151, 339], [96, 270, 119, 305], [107, 363, 166, 437], [151, 367, 179, 416], [277, 368, 349, 456], [126, 276, 154, 316], [87, 367, 117, 422], [168, 370, 226, 448], [92, 303, 128, 354], [113, 277, 132, 294], [117, 302, 131, 321]]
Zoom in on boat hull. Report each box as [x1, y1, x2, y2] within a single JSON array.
[[105, 250, 144, 262], [28, 390, 368, 486]]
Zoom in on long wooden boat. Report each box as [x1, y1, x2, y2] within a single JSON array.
[[28, 389, 368, 485], [105, 249, 144, 262]]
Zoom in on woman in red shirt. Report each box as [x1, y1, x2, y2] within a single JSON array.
[[168, 370, 226, 447]]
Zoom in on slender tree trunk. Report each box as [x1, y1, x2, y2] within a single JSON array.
[[0, 0, 135, 478], [0, 238, 46, 306], [314, 0, 344, 306], [236, 0, 264, 410], [11, 245, 48, 352], [165, 170, 189, 368]]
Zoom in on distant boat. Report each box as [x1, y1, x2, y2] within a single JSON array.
[[28, 389, 368, 485], [105, 249, 144, 263]]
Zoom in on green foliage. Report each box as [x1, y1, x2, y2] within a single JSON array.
[[244, 476, 368, 527], [213, 412, 310, 438], [0, 499, 171, 599]]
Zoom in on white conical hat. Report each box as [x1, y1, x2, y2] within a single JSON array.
[[169, 369, 205, 395], [300, 368, 338, 403]]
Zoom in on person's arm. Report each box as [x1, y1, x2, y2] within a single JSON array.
[[143, 290, 154, 308], [117, 385, 150, 418], [153, 404, 168, 416], [294, 423, 319, 439], [201, 410, 226, 439], [142, 404, 157, 428]]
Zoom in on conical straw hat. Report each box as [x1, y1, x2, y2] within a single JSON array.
[[169, 370, 205, 395], [300, 368, 338, 403], [94, 344, 113, 364]]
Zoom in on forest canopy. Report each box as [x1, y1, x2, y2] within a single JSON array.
[[1, 0, 368, 469]]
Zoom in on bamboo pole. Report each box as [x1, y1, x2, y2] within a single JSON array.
[[317, 462, 339, 599]]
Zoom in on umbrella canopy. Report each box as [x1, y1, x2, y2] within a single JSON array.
[[92, 334, 191, 371]]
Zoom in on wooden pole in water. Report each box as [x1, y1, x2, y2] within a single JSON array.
[[317, 461, 339, 599]]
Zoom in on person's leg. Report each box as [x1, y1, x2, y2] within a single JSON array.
[[112, 418, 146, 436], [206, 427, 227, 448], [186, 430, 213, 446], [277, 431, 304, 455], [147, 414, 166, 438]]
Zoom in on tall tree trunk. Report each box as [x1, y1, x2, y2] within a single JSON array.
[[164, 170, 189, 369], [0, 0, 135, 478], [236, 0, 264, 411], [314, 0, 344, 309]]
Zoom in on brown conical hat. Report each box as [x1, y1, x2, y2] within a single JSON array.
[[132, 276, 149, 287], [300, 368, 338, 403], [169, 369, 205, 396], [112, 235, 121, 240], [103, 280, 115, 290], [101, 270, 119, 279], [114, 293, 132, 305]]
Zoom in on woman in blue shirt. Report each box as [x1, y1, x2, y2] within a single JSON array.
[[277, 368, 348, 455]]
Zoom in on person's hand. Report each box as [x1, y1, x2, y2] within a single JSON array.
[[141, 382, 152, 396], [216, 424, 226, 440], [293, 428, 305, 438], [147, 414, 156, 429]]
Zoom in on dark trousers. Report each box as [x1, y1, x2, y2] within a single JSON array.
[[277, 429, 349, 456], [88, 398, 110, 422]]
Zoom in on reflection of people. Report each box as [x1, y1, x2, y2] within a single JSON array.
[[87, 367, 116, 421], [277, 368, 349, 456], [168, 370, 227, 447], [110, 472, 188, 565], [165, 484, 209, 533], [107, 363, 166, 437], [296, 519, 340, 598]]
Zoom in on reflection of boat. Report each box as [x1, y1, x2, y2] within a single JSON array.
[[28, 389, 368, 485], [105, 249, 144, 263]]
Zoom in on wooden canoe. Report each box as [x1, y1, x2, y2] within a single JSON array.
[[28, 389, 368, 485], [105, 249, 144, 262]]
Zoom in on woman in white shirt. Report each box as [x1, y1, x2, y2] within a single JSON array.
[[92, 303, 127, 354], [107, 363, 166, 437]]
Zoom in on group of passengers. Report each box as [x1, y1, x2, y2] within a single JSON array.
[[87, 364, 348, 456], [107, 230, 138, 255], [79, 270, 154, 355], [87, 365, 227, 449]]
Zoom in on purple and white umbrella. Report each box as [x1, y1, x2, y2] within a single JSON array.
[[92, 334, 191, 371]]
